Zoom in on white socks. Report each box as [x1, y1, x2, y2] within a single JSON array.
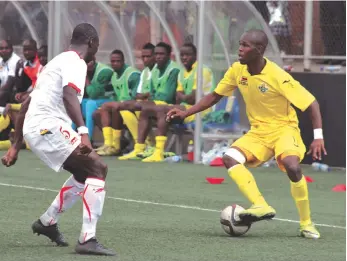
[[40, 175, 84, 226], [79, 177, 106, 243]]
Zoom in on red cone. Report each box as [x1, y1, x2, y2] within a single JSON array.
[[332, 184, 346, 192], [206, 177, 225, 184], [209, 157, 224, 167], [305, 176, 314, 183]]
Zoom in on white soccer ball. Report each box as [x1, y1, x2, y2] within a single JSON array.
[[220, 204, 251, 237]]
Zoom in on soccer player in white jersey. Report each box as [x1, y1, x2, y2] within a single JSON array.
[[1, 23, 115, 256]]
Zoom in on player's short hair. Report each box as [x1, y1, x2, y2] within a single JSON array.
[[1, 39, 13, 49], [182, 42, 197, 55], [71, 23, 99, 45], [23, 39, 37, 49], [142, 42, 155, 52], [111, 49, 124, 60], [156, 42, 172, 55]]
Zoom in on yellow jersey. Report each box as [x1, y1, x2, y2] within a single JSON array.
[[176, 62, 215, 95], [177, 62, 215, 118], [214, 58, 315, 130]]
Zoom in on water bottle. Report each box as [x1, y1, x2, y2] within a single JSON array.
[[164, 155, 182, 163], [320, 65, 342, 73], [312, 162, 330, 172], [187, 140, 194, 162]]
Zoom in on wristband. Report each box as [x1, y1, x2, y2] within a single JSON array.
[[77, 126, 89, 135], [313, 128, 323, 139], [0, 107, 4, 114]]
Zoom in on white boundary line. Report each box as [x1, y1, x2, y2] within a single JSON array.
[[0, 182, 345, 230]]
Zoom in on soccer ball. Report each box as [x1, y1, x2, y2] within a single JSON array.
[[220, 204, 251, 237]]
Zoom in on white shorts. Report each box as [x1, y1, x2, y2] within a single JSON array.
[[23, 119, 81, 172]]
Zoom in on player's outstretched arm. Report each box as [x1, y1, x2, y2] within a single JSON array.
[[306, 100, 327, 160], [167, 92, 223, 122], [1, 96, 31, 167]]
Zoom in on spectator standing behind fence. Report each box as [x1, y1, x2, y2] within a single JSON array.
[[0, 44, 47, 151], [0, 39, 20, 150], [0, 40, 41, 150], [0, 40, 20, 105], [267, 1, 292, 55], [15, 39, 41, 103]]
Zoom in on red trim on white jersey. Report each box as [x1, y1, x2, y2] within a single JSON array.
[[67, 82, 81, 93]]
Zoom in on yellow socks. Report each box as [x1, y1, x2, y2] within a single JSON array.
[[142, 136, 167, 162], [134, 143, 146, 153], [120, 111, 138, 142], [291, 176, 311, 226], [228, 164, 268, 206], [0, 140, 11, 150], [0, 115, 10, 132], [155, 136, 167, 153], [102, 127, 113, 146], [112, 129, 122, 150]]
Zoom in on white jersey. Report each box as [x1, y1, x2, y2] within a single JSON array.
[[23, 51, 87, 135], [0, 52, 20, 88]]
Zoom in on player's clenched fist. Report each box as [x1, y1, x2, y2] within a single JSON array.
[[166, 108, 187, 122], [1, 147, 18, 167]]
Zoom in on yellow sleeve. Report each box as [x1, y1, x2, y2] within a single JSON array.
[[176, 77, 183, 92], [277, 74, 316, 111], [214, 65, 238, 96]]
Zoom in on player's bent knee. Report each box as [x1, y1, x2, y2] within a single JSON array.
[[283, 162, 301, 175], [95, 160, 108, 179], [223, 148, 246, 169], [281, 157, 302, 181]]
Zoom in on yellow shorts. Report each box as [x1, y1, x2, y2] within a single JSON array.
[[182, 105, 195, 123], [153, 100, 168, 105], [231, 126, 306, 172]]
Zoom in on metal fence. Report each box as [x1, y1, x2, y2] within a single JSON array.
[[251, 0, 346, 69], [1, 1, 345, 68]]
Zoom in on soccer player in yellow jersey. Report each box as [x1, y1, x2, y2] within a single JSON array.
[[167, 30, 326, 239]]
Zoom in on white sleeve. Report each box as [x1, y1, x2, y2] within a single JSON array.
[[61, 59, 87, 93]]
